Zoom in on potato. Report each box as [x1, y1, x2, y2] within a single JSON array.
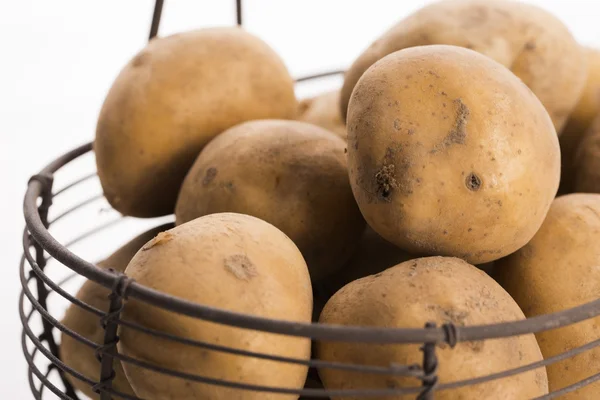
[[496, 194, 600, 398], [298, 90, 346, 139], [117, 213, 312, 399], [340, 0, 586, 132], [95, 27, 297, 218], [175, 119, 365, 282], [559, 48, 600, 194], [317, 256, 548, 400], [573, 116, 600, 193], [60, 223, 173, 399], [347, 45, 560, 264]]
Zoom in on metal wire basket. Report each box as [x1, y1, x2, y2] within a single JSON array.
[[19, 0, 600, 399]]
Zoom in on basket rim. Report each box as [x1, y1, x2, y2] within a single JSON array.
[[22, 73, 600, 345]]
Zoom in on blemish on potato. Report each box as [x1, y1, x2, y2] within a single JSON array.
[[375, 164, 397, 200], [142, 232, 174, 251], [431, 99, 470, 153], [221, 181, 235, 191], [224, 254, 258, 280], [203, 167, 218, 186], [446, 98, 470, 145], [466, 173, 482, 191], [468, 340, 485, 352], [525, 41, 537, 51], [393, 119, 401, 131]]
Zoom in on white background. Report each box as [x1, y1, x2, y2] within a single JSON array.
[[1, 0, 598, 397]]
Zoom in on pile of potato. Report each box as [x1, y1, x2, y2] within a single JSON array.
[[61, 1, 600, 399]]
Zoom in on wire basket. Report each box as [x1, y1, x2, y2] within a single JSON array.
[[19, 1, 600, 399]]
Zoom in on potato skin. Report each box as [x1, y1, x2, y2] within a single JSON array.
[[317, 256, 548, 400], [95, 27, 297, 217], [118, 213, 312, 400], [298, 90, 346, 139], [347, 45, 560, 264], [496, 194, 600, 398], [175, 120, 365, 282], [340, 0, 585, 132], [60, 223, 173, 399]]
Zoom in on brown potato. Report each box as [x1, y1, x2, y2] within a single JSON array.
[[559, 48, 600, 193], [175, 119, 365, 282], [118, 213, 312, 399], [573, 116, 600, 193], [60, 223, 173, 399], [496, 194, 600, 398], [317, 256, 548, 399], [340, 0, 586, 132], [298, 90, 346, 139], [95, 27, 297, 218], [347, 45, 560, 264]]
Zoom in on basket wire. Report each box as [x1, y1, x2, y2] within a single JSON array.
[[19, 0, 600, 399]]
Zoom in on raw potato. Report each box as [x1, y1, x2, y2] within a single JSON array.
[[175, 120, 365, 282], [573, 116, 600, 193], [496, 194, 600, 398], [340, 0, 586, 132], [317, 256, 548, 400], [60, 223, 173, 399], [560, 48, 600, 193], [95, 27, 297, 218], [118, 213, 313, 400], [347, 45, 560, 264], [298, 90, 346, 139]]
